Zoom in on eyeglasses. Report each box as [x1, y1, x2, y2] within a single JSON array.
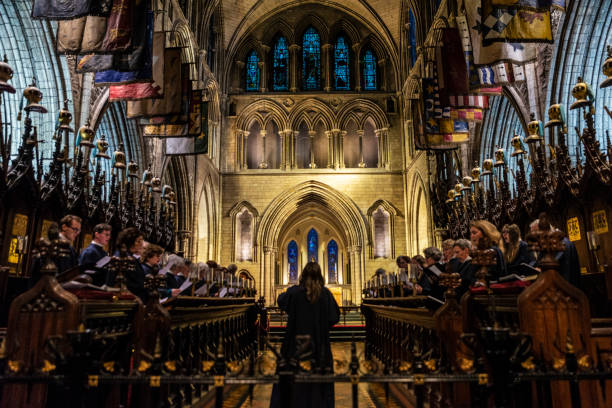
[[69, 225, 81, 233]]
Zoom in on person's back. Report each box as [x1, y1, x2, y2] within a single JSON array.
[[272, 262, 339, 408]]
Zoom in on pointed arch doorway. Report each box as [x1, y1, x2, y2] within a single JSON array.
[[257, 181, 367, 305], [276, 207, 351, 306]]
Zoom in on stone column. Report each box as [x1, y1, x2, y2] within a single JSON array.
[[234, 60, 245, 92], [263, 247, 271, 304], [236, 129, 243, 171], [258, 130, 268, 168], [325, 130, 333, 168], [242, 130, 249, 169], [308, 130, 316, 168], [349, 246, 363, 305], [378, 58, 386, 91], [357, 129, 366, 168], [269, 247, 277, 303], [339, 130, 346, 168], [352, 44, 361, 92], [322, 43, 333, 92], [279, 130, 287, 170], [289, 44, 301, 92], [258, 45, 270, 92], [291, 130, 297, 169], [378, 127, 389, 168]]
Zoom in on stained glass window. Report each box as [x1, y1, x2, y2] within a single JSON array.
[[334, 36, 349, 90], [327, 240, 338, 283], [408, 9, 417, 68], [363, 49, 377, 91], [273, 36, 289, 91], [302, 27, 321, 90], [246, 50, 259, 91], [307, 228, 318, 262], [288, 240, 298, 282]]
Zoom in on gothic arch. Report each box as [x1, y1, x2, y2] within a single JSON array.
[[261, 19, 295, 46], [336, 99, 389, 130], [407, 170, 432, 255], [235, 99, 288, 131], [329, 19, 361, 46], [288, 98, 336, 130], [293, 13, 330, 45], [366, 199, 402, 259], [256, 180, 368, 303], [235, 36, 265, 63]]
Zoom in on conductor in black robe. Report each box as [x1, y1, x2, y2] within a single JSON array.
[[270, 262, 340, 408]]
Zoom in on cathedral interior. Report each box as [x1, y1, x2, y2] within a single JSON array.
[[1, 0, 612, 407]]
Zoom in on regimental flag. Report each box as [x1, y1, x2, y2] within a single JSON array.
[[76, 54, 113, 73], [108, 32, 165, 101], [32, 0, 94, 20], [102, 0, 134, 52], [462, 2, 537, 66], [423, 77, 442, 133], [57, 15, 108, 54], [126, 48, 183, 118], [166, 98, 208, 155], [479, 0, 552, 45], [143, 123, 188, 137], [490, 0, 565, 10], [441, 28, 469, 95], [443, 107, 484, 122], [448, 94, 490, 109], [95, 12, 154, 85]]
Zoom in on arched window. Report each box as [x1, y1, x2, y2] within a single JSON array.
[[334, 36, 350, 90], [288, 240, 299, 282], [273, 36, 289, 91], [327, 240, 338, 283], [235, 208, 253, 261], [245, 50, 259, 91], [302, 27, 321, 90], [307, 228, 318, 262], [246, 121, 262, 169], [363, 119, 379, 168], [373, 206, 391, 258], [408, 9, 417, 68], [363, 49, 377, 91]]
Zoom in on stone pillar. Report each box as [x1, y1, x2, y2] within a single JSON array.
[[378, 58, 386, 91], [357, 129, 366, 168], [234, 60, 245, 92], [260, 45, 270, 92], [339, 130, 346, 168], [349, 246, 363, 305], [242, 131, 249, 169], [377, 127, 389, 168], [352, 44, 361, 92], [269, 247, 277, 303], [291, 130, 297, 169], [308, 130, 316, 168], [279, 130, 287, 170], [263, 247, 271, 304], [322, 43, 332, 92], [258, 130, 268, 168], [325, 130, 333, 168], [289, 44, 301, 92]]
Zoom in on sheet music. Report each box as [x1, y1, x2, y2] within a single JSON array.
[[158, 262, 174, 276], [178, 279, 192, 292], [96, 256, 111, 268]]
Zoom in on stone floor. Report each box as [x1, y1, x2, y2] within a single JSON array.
[[237, 343, 405, 408]]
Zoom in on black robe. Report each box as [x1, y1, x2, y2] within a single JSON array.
[[271, 285, 340, 408]]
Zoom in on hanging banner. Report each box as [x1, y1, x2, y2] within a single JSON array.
[[32, 0, 94, 20]]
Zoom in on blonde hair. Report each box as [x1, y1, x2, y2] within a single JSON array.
[[502, 224, 521, 263], [471, 220, 505, 254]]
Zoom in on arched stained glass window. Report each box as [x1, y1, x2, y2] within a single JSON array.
[[307, 228, 318, 262], [273, 36, 289, 91], [334, 36, 349, 90], [363, 49, 377, 91], [327, 240, 338, 283], [408, 9, 417, 68], [288, 240, 298, 282], [246, 50, 259, 91], [302, 27, 321, 90]]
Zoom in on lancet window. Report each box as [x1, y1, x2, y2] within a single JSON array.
[[327, 239, 338, 283], [373, 206, 391, 258], [307, 228, 318, 262], [246, 50, 260, 91], [302, 27, 321, 90], [334, 36, 350, 90], [235, 208, 254, 261], [288, 240, 299, 282], [273, 37, 289, 91], [363, 49, 377, 91]]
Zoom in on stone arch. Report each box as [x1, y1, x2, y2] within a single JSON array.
[[288, 98, 336, 130], [261, 19, 295, 45], [329, 19, 361, 46], [234, 36, 265, 63], [337, 99, 389, 130], [236, 99, 288, 131], [256, 180, 368, 303], [172, 21, 198, 80], [294, 13, 330, 45], [407, 170, 432, 256], [228, 201, 260, 263], [366, 199, 402, 259]]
